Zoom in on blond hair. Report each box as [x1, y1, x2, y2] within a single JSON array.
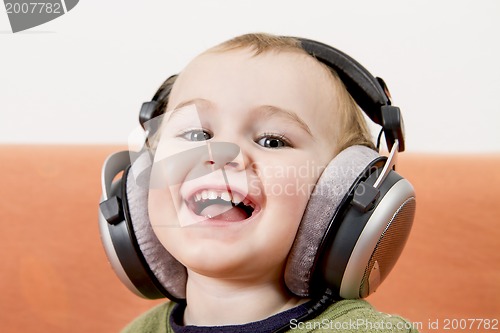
[[150, 33, 375, 153]]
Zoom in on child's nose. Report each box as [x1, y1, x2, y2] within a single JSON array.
[[149, 142, 244, 188], [205, 142, 242, 171]]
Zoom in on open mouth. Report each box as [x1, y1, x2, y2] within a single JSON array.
[[186, 189, 257, 222]]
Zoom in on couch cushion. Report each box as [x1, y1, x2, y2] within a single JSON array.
[[0, 145, 498, 332]]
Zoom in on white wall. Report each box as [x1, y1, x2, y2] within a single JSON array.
[[1, 0, 499, 153]]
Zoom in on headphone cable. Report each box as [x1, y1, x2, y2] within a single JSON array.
[[273, 288, 336, 333], [376, 128, 384, 150]]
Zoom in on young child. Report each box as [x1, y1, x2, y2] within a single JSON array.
[[113, 33, 417, 332]]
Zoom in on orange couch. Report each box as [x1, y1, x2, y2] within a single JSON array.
[[1, 145, 499, 333]]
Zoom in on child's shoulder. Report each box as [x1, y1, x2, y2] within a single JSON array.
[[290, 299, 418, 333], [121, 302, 175, 333]]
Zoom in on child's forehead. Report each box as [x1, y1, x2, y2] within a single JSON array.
[[165, 48, 340, 147], [173, 48, 338, 99], [170, 49, 337, 111]]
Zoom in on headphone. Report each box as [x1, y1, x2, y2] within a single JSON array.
[[98, 37, 416, 305]]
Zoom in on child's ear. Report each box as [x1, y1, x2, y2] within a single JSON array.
[[284, 145, 415, 299]]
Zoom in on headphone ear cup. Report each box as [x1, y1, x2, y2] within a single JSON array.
[[319, 169, 415, 299], [284, 145, 416, 299], [125, 164, 187, 300], [98, 150, 187, 301], [284, 145, 380, 297]]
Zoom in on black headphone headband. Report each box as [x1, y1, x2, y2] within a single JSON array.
[[298, 38, 389, 125], [297, 38, 404, 152]]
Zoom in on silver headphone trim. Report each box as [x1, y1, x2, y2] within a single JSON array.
[[98, 204, 145, 298], [373, 139, 399, 189], [99, 150, 148, 298], [101, 151, 131, 200], [339, 178, 415, 299]]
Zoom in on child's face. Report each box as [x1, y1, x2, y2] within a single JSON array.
[[148, 48, 339, 281]]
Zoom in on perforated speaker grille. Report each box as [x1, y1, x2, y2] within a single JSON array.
[[359, 197, 416, 297]]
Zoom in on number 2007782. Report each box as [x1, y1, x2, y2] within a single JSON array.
[[5, 2, 62, 14]]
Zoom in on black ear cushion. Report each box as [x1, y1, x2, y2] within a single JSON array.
[[126, 159, 187, 300], [284, 145, 380, 297]]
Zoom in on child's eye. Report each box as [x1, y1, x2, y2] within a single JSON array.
[[180, 129, 212, 141], [256, 134, 291, 149]]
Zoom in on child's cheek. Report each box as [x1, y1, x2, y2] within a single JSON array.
[[256, 160, 320, 202], [148, 187, 189, 259], [148, 188, 178, 228]]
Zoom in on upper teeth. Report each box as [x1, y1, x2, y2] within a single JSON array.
[[192, 189, 250, 206]]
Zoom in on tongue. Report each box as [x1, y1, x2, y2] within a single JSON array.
[[200, 204, 247, 222]]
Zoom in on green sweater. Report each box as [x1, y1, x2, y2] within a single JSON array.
[[122, 299, 418, 333]]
